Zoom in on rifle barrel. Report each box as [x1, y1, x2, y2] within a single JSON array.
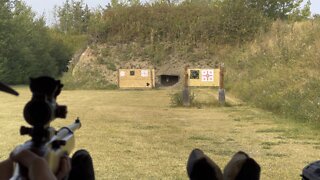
[[54, 119, 81, 140]]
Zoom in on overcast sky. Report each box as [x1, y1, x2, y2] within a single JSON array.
[[24, 0, 320, 24], [24, 0, 108, 15], [303, 0, 320, 15], [23, 0, 109, 24]]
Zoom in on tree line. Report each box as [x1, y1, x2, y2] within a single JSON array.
[[54, 0, 312, 45], [88, 0, 311, 45]]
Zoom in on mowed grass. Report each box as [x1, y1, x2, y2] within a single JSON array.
[[0, 87, 320, 179]]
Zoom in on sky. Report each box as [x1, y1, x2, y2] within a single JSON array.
[[24, 0, 109, 14], [24, 0, 320, 24], [24, 0, 110, 24], [302, 0, 320, 15]]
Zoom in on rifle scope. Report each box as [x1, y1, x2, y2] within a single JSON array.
[[23, 76, 67, 127]]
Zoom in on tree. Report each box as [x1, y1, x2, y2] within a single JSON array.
[[55, 0, 91, 34], [56, 0, 72, 33], [219, 0, 268, 43], [246, 0, 306, 20], [299, 0, 311, 19], [0, 0, 12, 58]]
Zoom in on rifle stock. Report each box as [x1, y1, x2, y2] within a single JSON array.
[[10, 118, 81, 180], [46, 118, 81, 174]]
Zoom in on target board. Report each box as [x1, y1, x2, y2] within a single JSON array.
[[188, 68, 220, 87], [118, 69, 155, 88]]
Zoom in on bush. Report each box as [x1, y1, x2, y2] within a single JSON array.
[[170, 91, 195, 107], [170, 90, 231, 108]]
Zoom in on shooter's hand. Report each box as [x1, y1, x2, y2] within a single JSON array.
[[0, 158, 14, 180], [0, 150, 71, 180]]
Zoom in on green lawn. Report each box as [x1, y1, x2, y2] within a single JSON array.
[[0, 87, 319, 179]]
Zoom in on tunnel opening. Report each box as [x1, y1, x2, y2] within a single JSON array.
[[160, 75, 180, 87]]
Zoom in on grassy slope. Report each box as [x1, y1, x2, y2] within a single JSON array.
[[1, 87, 319, 179], [224, 20, 320, 124]]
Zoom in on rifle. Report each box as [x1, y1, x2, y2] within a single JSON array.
[[8, 76, 81, 179]]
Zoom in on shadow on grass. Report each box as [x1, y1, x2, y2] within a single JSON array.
[[214, 149, 234, 156], [260, 141, 287, 149], [188, 135, 214, 141], [170, 91, 233, 108], [266, 153, 288, 158], [256, 128, 287, 133]]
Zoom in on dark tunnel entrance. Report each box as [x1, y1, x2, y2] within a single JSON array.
[[160, 75, 180, 87]]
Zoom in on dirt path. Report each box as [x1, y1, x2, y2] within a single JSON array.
[[1, 88, 319, 179]]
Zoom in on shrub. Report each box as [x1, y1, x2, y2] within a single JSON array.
[[170, 90, 231, 108], [170, 91, 195, 107]]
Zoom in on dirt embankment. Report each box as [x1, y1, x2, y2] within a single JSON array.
[[70, 43, 220, 88]]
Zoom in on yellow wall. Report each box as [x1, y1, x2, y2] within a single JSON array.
[[188, 68, 220, 87], [118, 69, 154, 88]]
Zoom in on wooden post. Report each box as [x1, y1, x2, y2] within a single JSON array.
[[183, 65, 190, 106], [218, 63, 225, 104], [153, 69, 156, 88], [118, 69, 120, 88], [150, 69, 154, 88]]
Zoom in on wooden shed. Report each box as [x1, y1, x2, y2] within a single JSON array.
[[118, 69, 155, 88], [187, 68, 220, 87]]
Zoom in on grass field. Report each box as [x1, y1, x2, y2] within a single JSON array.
[[0, 87, 319, 179]]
